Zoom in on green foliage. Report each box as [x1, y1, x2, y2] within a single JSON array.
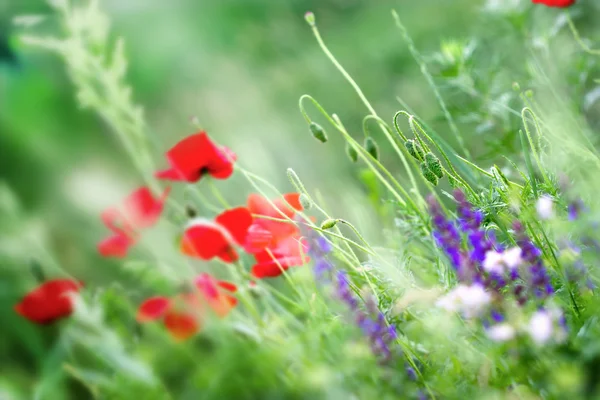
[[3, 0, 600, 399]]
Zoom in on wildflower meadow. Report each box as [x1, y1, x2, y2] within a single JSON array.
[[3, 0, 600, 398]]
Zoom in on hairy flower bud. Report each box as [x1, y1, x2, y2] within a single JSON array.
[[420, 162, 438, 185], [364, 137, 379, 160], [30, 260, 46, 283], [304, 11, 316, 26], [404, 139, 425, 161], [425, 152, 443, 179], [346, 142, 358, 162], [321, 218, 338, 230], [299, 193, 312, 210], [309, 122, 327, 143]]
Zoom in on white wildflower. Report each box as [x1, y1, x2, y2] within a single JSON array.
[[482, 247, 522, 274], [503, 247, 523, 270], [437, 284, 491, 318], [527, 311, 554, 345], [486, 323, 516, 342], [536, 195, 554, 220], [483, 250, 504, 274]]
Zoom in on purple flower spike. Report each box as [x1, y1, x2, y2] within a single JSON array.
[[303, 228, 406, 368], [513, 222, 554, 300]]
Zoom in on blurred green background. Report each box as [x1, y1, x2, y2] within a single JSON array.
[[2, 0, 600, 397]]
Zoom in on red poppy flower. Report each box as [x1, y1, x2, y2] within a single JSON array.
[[155, 132, 236, 183], [251, 249, 307, 278], [136, 274, 237, 340], [98, 186, 170, 258], [532, 0, 575, 7], [181, 207, 252, 262], [15, 279, 83, 324], [245, 193, 309, 278], [245, 193, 303, 250]]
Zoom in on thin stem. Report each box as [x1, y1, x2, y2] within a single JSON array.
[[566, 13, 600, 56], [307, 23, 422, 205], [392, 10, 471, 160]]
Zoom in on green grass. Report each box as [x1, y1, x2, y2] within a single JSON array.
[[2, 0, 600, 399]]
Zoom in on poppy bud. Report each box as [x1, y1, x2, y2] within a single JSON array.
[[309, 122, 327, 143], [185, 205, 198, 218], [425, 152, 443, 179], [320, 219, 338, 230], [346, 142, 358, 162], [512, 82, 520, 92], [404, 139, 425, 161], [304, 11, 316, 26], [364, 137, 379, 160], [30, 260, 45, 283], [525, 89, 533, 98], [299, 193, 312, 210], [420, 163, 438, 186]]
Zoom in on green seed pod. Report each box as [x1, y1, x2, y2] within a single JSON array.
[[420, 162, 438, 186], [309, 122, 327, 143], [404, 139, 425, 161], [30, 260, 45, 283], [364, 137, 379, 160], [425, 152, 443, 179], [299, 193, 312, 210], [320, 218, 338, 230], [346, 142, 358, 163]]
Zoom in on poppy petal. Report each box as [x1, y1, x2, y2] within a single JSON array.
[[155, 168, 182, 181], [100, 208, 123, 233], [251, 262, 289, 279], [137, 296, 171, 322], [217, 247, 239, 263], [158, 132, 213, 182], [283, 193, 303, 211], [194, 273, 220, 300], [206, 147, 235, 180], [15, 279, 82, 324], [123, 186, 170, 229], [244, 223, 273, 254], [156, 132, 235, 183], [181, 223, 231, 260], [98, 232, 135, 258], [164, 311, 199, 341], [532, 0, 575, 6], [247, 194, 301, 240], [215, 207, 253, 245], [194, 274, 238, 317], [217, 281, 238, 293]]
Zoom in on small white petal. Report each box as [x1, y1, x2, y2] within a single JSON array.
[[503, 247, 523, 270], [487, 323, 516, 342], [460, 285, 491, 318], [436, 290, 461, 312], [528, 311, 554, 345], [437, 285, 491, 318], [483, 250, 505, 274], [536, 196, 554, 220]]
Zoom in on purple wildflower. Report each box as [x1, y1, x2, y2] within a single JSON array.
[[429, 190, 555, 306], [568, 200, 585, 221], [427, 196, 464, 274], [513, 221, 554, 299], [428, 192, 499, 285], [304, 230, 399, 364]]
